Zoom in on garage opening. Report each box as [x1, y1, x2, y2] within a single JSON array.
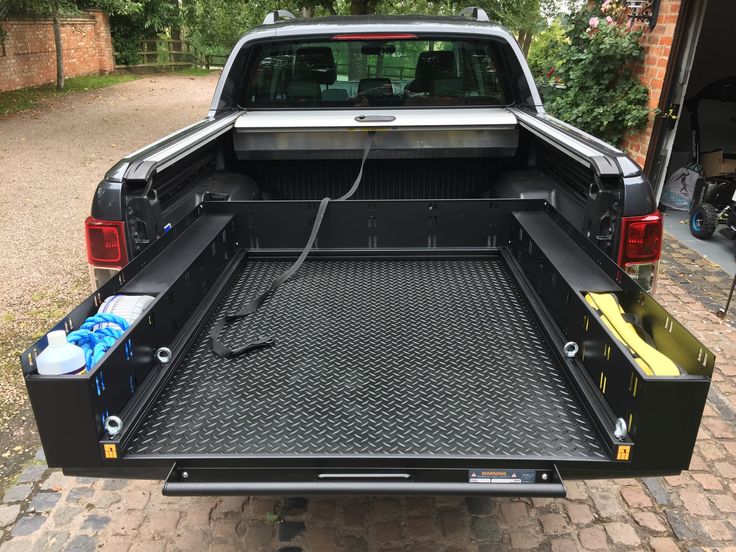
[[653, 0, 736, 274]]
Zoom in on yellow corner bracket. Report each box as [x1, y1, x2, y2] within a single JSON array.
[[103, 443, 118, 459], [616, 445, 632, 461]]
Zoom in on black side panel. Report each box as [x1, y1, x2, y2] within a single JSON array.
[[124, 214, 235, 294], [513, 212, 619, 293], [26, 378, 101, 468], [206, 198, 542, 251], [511, 209, 712, 472], [22, 212, 236, 468]]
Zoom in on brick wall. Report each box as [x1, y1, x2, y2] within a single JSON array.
[[0, 10, 115, 93], [619, 0, 683, 168]]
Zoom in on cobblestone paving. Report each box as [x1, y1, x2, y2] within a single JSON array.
[[661, 239, 736, 325], [1, 236, 735, 551]]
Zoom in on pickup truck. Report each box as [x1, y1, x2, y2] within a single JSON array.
[[21, 8, 714, 497]]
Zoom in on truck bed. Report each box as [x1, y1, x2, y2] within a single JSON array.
[[22, 200, 713, 494], [127, 256, 606, 460]]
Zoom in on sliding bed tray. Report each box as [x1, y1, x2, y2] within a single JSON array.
[[21, 199, 714, 496]]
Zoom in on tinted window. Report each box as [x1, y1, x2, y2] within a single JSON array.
[[243, 38, 512, 108]]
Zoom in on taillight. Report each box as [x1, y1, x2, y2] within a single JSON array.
[[85, 217, 128, 267], [618, 212, 663, 291], [331, 33, 418, 40]]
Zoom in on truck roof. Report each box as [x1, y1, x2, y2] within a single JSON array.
[[256, 13, 501, 30], [242, 13, 512, 41]]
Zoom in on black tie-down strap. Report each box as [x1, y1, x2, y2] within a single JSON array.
[[211, 132, 375, 358]]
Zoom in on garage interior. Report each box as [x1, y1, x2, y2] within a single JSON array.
[[660, 0, 736, 275]]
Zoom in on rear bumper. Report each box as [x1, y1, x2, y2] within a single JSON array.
[[63, 463, 685, 497]]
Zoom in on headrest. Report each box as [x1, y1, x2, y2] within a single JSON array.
[[294, 47, 336, 85], [414, 51, 457, 86], [358, 78, 393, 96]]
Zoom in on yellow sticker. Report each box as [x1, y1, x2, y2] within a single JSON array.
[[616, 445, 631, 461], [103, 444, 118, 459]]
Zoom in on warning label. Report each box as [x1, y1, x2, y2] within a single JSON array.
[[468, 469, 537, 484]]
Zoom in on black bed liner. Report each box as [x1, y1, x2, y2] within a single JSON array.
[[128, 257, 605, 460], [21, 199, 713, 495]]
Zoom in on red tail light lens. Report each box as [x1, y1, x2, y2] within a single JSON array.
[[85, 217, 128, 266], [618, 213, 663, 264], [618, 212, 662, 292]]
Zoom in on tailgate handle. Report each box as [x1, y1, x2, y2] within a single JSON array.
[[355, 115, 396, 123], [317, 473, 411, 480]]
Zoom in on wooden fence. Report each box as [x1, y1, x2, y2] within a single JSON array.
[[115, 39, 228, 70]]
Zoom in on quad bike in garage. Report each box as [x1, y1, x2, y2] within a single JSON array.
[[689, 176, 736, 241], [685, 76, 736, 243]]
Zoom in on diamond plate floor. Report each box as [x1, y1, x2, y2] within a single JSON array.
[[128, 257, 605, 459]]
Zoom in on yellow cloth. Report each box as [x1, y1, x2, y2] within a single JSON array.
[[584, 292, 680, 377]]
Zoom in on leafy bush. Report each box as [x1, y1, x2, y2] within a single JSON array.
[[537, 1, 651, 146], [109, 16, 143, 65], [181, 0, 265, 55], [107, 0, 179, 65], [528, 19, 567, 83]]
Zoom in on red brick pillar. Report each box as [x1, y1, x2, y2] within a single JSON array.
[[620, 0, 683, 168], [86, 9, 115, 74]]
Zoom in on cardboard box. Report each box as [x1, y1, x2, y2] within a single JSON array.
[[700, 149, 736, 177]]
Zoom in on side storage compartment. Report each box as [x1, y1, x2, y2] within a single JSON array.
[[510, 209, 713, 475], [20, 212, 237, 468]]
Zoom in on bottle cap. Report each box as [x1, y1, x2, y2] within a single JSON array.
[[47, 330, 68, 347]]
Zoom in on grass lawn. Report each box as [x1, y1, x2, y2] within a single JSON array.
[[173, 67, 219, 77], [0, 73, 138, 117]]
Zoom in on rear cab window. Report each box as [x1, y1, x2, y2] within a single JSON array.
[[242, 36, 513, 108]]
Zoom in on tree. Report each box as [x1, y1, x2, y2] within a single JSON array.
[[5, 0, 65, 89], [182, 0, 548, 58], [527, 18, 566, 79], [482, 0, 543, 56], [51, 0, 63, 89], [0, 0, 10, 42]]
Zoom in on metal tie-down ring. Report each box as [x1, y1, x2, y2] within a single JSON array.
[[563, 341, 579, 358], [105, 415, 123, 436], [155, 347, 172, 364], [614, 417, 629, 440]]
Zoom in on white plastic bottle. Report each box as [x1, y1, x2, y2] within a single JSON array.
[[36, 330, 87, 375]]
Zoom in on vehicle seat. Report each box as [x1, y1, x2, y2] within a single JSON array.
[[358, 78, 393, 97], [433, 78, 463, 96], [288, 47, 337, 100], [322, 88, 349, 101], [287, 81, 321, 99], [405, 51, 457, 94]]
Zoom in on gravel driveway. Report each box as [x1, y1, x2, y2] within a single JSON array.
[[0, 73, 218, 487], [1, 75, 736, 551], [0, 73, 218, 318]]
